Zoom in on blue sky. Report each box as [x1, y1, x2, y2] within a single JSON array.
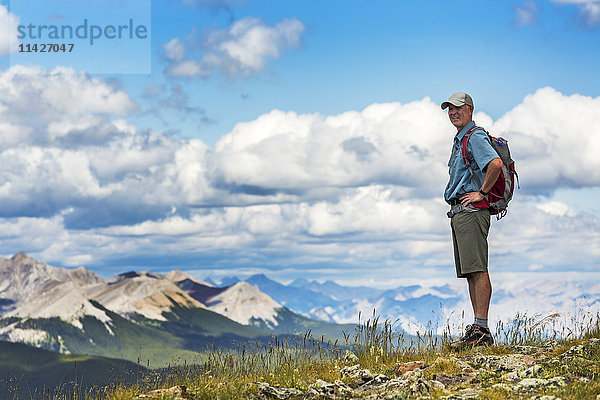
[[0, 0, 599, 288]]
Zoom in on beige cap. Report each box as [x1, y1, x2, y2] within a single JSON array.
[[441, 92, 473, 109]]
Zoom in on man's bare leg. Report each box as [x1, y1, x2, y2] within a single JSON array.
[[466, 271, 492, 320], [450, 271, 494, 349]]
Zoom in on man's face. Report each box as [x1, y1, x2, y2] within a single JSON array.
[[447, 104, 473, 130]]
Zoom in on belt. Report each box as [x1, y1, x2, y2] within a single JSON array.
[[447, 204, 465, 218], [448, 199, 461, 206]]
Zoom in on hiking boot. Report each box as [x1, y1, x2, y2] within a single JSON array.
[[449, 324, 494, 351]]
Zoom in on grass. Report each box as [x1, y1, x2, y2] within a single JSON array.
[[4, 309, 600, 399]]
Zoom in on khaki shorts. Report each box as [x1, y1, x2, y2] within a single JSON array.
[[450, 205, 490, 278]]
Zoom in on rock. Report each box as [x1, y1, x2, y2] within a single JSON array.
[[518, 378, 549, 390], [442, 388, 480, 399], [371, 374, 390, 384], [517, 376, 567, 392], [492, 382, 513, 392], [136, 385, 192, 399], [459, 388, 481, 397], [401, 368, 423, 381], [433, 372, 477, 389], [562, 344, 587, 358], [408, 378, 431, 396], [382, 377, 409, 391], [467, 354, 529, 373], [306, 379, 353, 398], [548, 376, 568, 387], [502, 364, 543, 381], [255, 382, 302, 399], [343, 350, 359, 365], [340, 364, 374, 386], [144, 339, 600, 399], [431, 379, 446, 390], [510, 345, 540, 355], [392, 360, 426, 376]]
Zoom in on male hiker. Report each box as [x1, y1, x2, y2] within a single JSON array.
[[442, 92, 502, 349]]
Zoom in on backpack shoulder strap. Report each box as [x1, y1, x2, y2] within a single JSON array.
[[461, 125, 481, 166], [461, 125, 482, 187]]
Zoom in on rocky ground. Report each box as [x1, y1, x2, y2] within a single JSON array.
[[137, 338, 600, 399]]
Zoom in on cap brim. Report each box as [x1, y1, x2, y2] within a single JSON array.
[[441, 100, 465, 109]]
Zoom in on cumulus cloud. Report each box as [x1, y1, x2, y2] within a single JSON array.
[[0, 66, 174, 226], [0, 66, 137, 148], [0, 68, 598, 278], [491, 87, 600, 191], [163, 17, 305, 79], [0, 5, 20, 56], [213, 101, 451, 199]]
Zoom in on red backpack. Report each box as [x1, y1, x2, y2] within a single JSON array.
[[462, 126, 519, 219]]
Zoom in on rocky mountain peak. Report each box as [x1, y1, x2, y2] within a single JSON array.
[[165, 270, 213, 287], [69, 266, 105, 287], [204, 281, 282, 327], [11, 251, 29, 262]]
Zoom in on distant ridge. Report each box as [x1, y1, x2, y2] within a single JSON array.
[[0, 252, 352, 366]]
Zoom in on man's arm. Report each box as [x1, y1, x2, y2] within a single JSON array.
[[460, 157, 502, 206]]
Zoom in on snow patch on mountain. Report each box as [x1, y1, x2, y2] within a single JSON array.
[[205, 282, 281, 327], [309, 306, 337, 323], [394, 287, 456, 301], [0, 327, 49, 346]]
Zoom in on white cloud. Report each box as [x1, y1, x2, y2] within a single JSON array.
[[581, 2, 600, 24], [213, 100, 451, 197], [536, 201, 576, 217], [163, 38, 186, 62], [0, 72, 598, 278], [0, 66, 137, 148], [528, 264, 544, 271], [0, 5, 20, 56], [553, 0, 600, 26], [513, 1, 538, 26], [491, 87, 600, 190], [165, 17, 305, 78], [0, 216, 66, 257]]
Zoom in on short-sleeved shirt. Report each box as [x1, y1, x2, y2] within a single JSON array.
[[444, 121, 498, 203]]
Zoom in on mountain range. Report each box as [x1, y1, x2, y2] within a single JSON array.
[[214, 273, 600, 337], [2, 251, 599, 369], [217, 273, 463, 333], [0, 252, 351, 367]]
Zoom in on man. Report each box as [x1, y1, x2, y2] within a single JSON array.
[[441, 92, 502, 350]]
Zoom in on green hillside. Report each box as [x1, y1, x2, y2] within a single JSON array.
[[0, 340, 146, 399], [0, 300, 284, 368]]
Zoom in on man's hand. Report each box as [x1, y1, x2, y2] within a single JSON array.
[[460, 157, 502, 206], [460, 191, 485, 206]]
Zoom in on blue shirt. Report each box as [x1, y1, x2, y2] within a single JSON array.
[[444, 121, 498, 202]]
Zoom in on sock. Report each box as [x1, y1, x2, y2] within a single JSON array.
[[474, 318, 488, 329]]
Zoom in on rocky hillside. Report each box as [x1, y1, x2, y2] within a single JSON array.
[[136, 338, 600, 399]]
